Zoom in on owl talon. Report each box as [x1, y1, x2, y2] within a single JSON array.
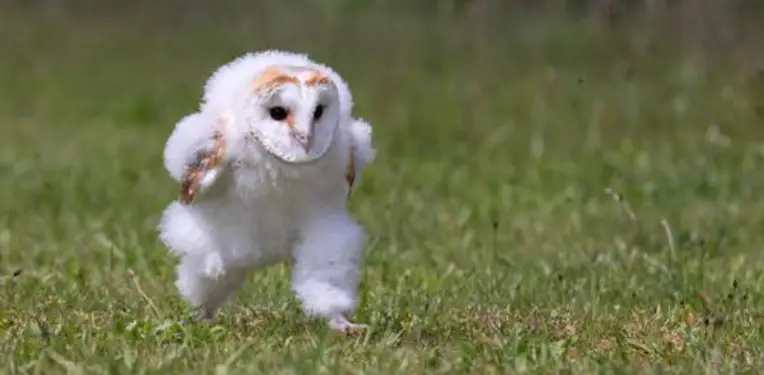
[[192, 306, 216, 323], [329, 315, 368, 335]]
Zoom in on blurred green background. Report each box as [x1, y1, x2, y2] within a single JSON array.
[[2, 1, 764, 373]]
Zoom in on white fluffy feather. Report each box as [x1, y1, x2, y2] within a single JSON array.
[[349, 118, 375, 185], [157, 50, 374, 332]]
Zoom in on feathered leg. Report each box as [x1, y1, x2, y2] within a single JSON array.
[[159, 202, 248, 321], [176, 256, 248, 321], [290, 212, 368, 333]]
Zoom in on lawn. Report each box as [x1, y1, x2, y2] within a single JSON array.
[[2, 2, 764, 374]]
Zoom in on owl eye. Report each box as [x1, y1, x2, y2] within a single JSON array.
[[269, 106, 289, 121], [313, 105, 324, 121]]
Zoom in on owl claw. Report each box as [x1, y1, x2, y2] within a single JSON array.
[[191, 306, 216, 323], [329, 315, 368, 335]]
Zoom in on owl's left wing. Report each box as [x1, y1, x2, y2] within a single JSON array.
[[345, 118, 375, 194]]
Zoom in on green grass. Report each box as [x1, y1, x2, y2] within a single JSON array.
[[2, 2, 764, 374]]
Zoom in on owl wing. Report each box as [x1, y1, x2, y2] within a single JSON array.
[[345, 118, 375, 194], [163, 112, 228, 204]]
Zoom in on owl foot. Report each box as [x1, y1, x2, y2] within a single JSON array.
[[329, 315, 368, 336], [191, 306, 217, 323], [179, 309, 214, 327]]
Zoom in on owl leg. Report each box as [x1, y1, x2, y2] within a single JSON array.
[[290, 212, 368, 334], [176, 255, 248, 321], [159, 202, 248, 321]]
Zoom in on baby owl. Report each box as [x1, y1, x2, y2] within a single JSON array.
[[158, 50, 375, 333]]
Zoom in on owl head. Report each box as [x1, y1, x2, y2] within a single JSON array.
[[199, 50, 354, 164]]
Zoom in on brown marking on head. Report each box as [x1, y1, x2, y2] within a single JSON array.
[[252, 67, 299, 92], [304, 71, 331, 87]]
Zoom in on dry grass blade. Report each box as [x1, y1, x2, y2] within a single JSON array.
[[604, 188, 637, 223]]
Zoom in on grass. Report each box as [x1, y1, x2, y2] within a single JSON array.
[[2, 2, 764, 374]]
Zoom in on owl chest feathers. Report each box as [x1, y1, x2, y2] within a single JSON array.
[[194, 130, 350, 265]]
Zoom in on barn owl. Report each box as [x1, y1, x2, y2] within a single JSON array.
[[158, 50, 375, 333]]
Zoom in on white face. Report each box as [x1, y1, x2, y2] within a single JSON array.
[[242, 65, 341, 163]]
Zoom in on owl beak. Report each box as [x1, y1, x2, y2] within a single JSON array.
[[291, 131, 314, 153]]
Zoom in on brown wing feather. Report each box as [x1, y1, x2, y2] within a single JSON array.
[[180, 130, 226, 204]]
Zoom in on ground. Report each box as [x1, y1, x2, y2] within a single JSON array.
[[2, 2, 764, 374]]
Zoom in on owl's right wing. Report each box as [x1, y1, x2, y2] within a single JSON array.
[[163, 112, 227, 204], [345, 118, 375, 194]]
